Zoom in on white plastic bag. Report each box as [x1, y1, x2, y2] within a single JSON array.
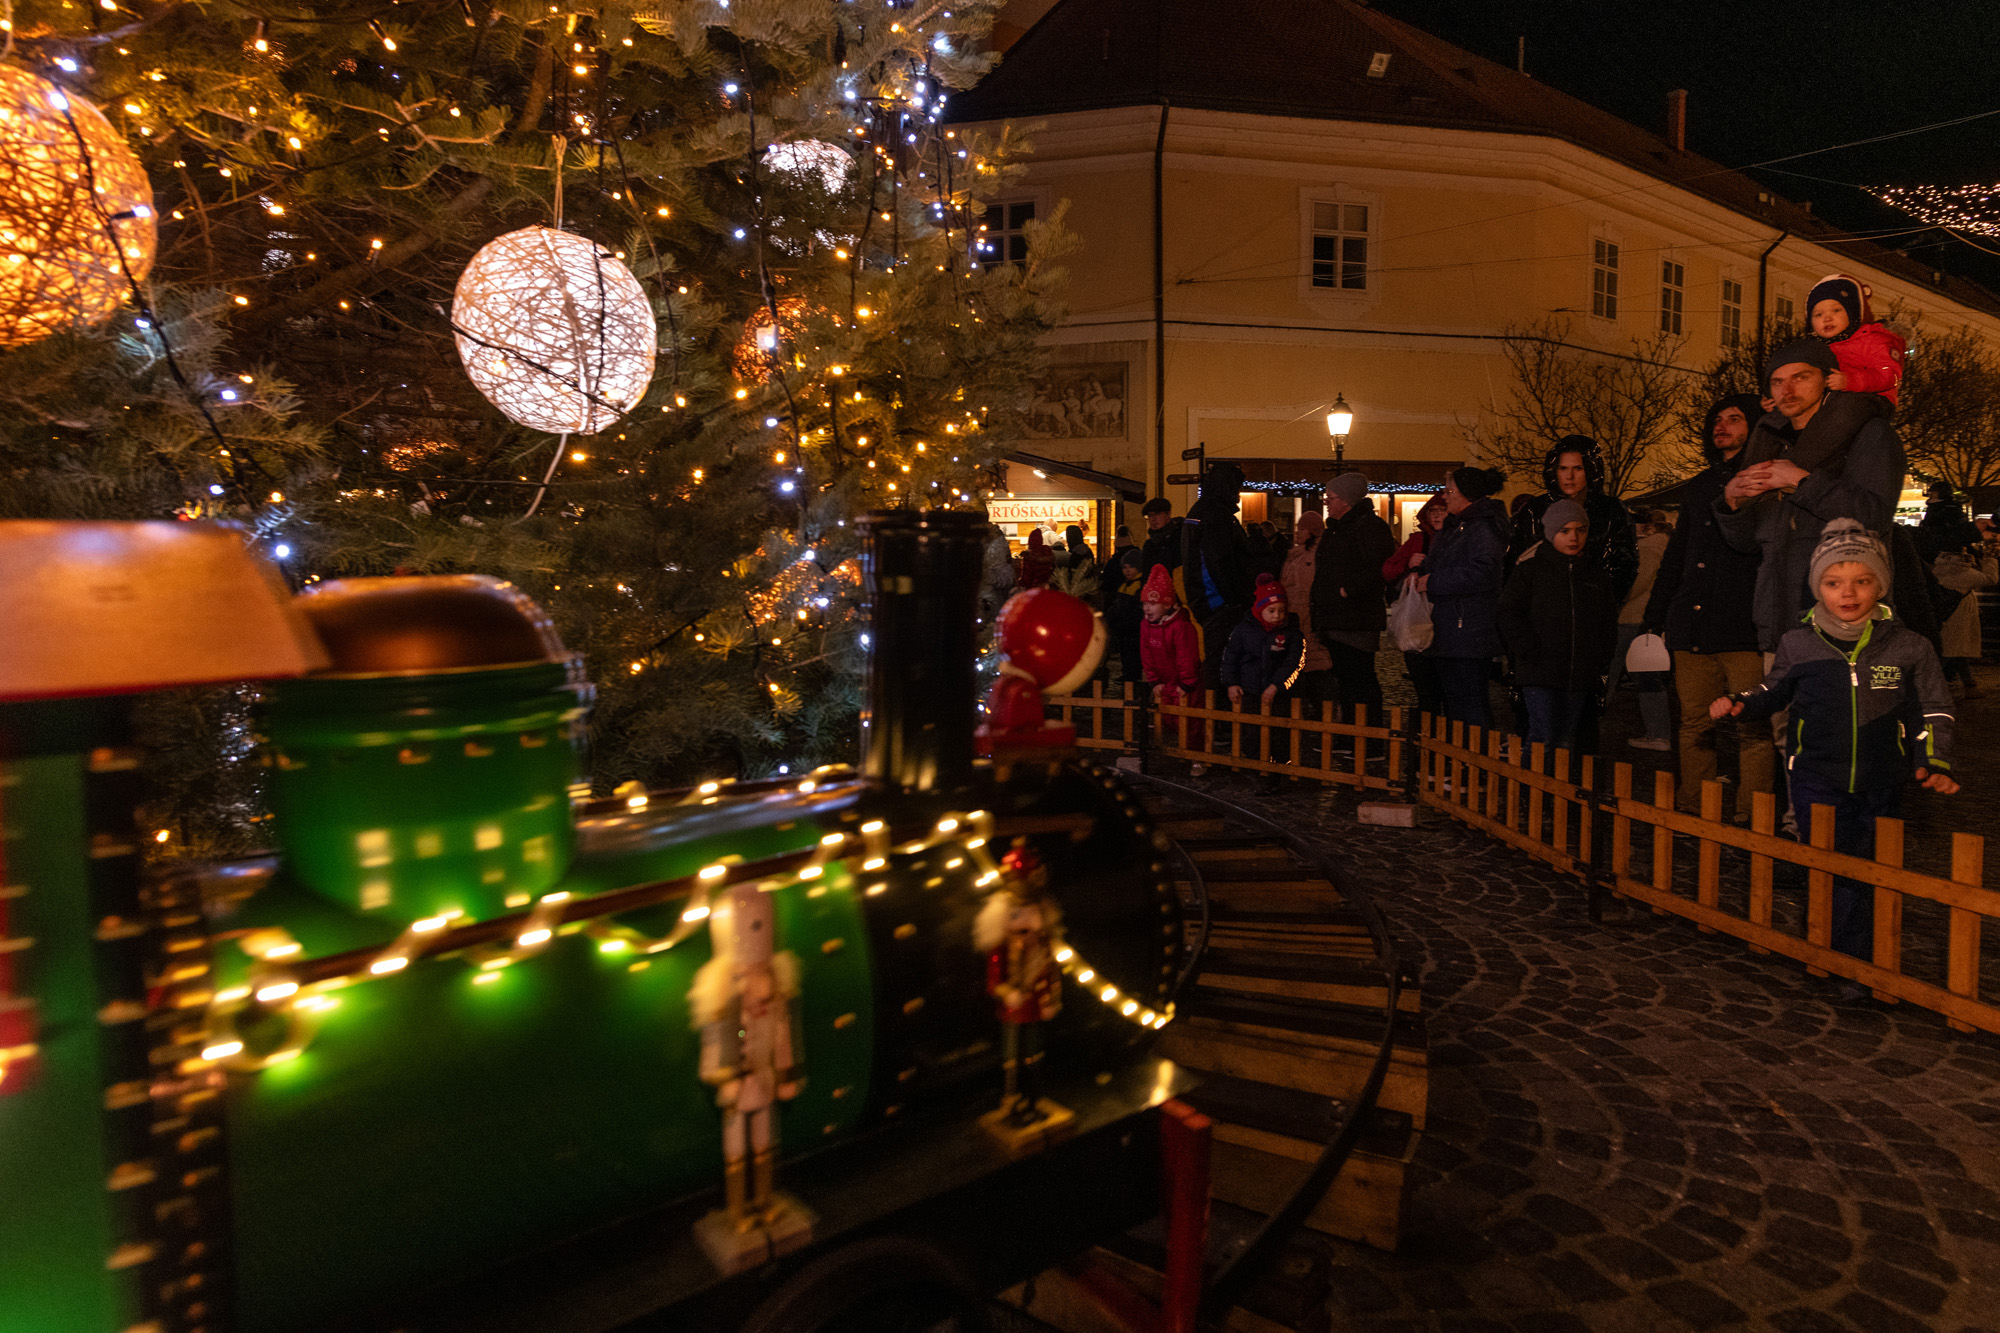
[[1625, 631, 1670, 673], [1389, 582, 1434, 653]]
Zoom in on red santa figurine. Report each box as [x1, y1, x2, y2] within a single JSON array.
[[974, 587, 1107, 756], [974, 838, 1069, 1134]]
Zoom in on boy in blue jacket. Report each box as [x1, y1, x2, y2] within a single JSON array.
[[1711, 519, 1958, 963], [1222, 574, 1308, 781]]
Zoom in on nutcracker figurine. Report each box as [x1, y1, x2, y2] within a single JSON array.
[[687, 881, 813, 1272], [973, 839, 1075, 1152], [974, 587, 1106, 756]]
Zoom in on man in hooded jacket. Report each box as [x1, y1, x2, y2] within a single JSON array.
[[1506, 435, 1641, 602], [1642, 393, 1772, 816], [1182, 459, 1258, 691], [1311, 470, 1398, 722]]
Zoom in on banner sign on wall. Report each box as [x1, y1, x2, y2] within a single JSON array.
[[985, 498, 1095, 528]]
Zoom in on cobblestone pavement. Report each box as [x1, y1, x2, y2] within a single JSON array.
[[1186, 767, 2000, 1333]]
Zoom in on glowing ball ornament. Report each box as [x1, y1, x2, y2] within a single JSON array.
[[451, 226, 656, 434], [0, 65, 155, 347]]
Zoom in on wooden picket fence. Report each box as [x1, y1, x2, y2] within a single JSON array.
[[1043, 680, 1147, 752], [1042, 683, 1403, 789], [1412, 714, 1995, 1038], [1049, 688, 1999, 1038], [1412, 717, 1599, 875]]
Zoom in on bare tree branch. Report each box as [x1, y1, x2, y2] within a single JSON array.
[[1888, 306, 2000, 492], [1459, 317, 1698, 499]]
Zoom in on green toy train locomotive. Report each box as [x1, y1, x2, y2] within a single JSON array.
[[0, 510, 1188, 1333]]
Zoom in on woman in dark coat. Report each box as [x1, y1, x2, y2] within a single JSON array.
[[1418, 467, 1511, 730]]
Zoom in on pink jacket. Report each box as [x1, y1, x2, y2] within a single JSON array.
[[1140, 606, 1201, 694], [1814, 272, 1905, 404], [1831, 322, 1906, 404]]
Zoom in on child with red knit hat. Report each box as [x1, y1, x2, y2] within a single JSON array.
[[1807, 273, 1906, 406], [1221, 574, 1308, 784], [1139, 563, 1205, 766]]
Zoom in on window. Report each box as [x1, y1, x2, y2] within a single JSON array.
[[1774, 294, 1795, 330], [1592, 239, 1619, 318], [1660, 259, 1684, 335], [1721, 278, 1744, 348], [1311, 202, 1369, 290], [975, 200, 1034, 268]]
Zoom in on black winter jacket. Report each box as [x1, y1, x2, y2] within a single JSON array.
[[1105, 571, 1144, 646], [1310, 505, 1399, 633], [1183, 463, 1257, 616], [1498, 544, 1621, 691], [1140, 518, 1183, 575], [1733, 610, 1954, 792], [1219, 612, 1308, 700], [1426, 497, 1512, 659], [1715, 393, 1907, 651], [1506, 442, 1640, 601], [1643, 430, 1761, 654]]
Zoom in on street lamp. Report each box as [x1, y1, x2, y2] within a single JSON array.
[[1325, 393, 1353, 466]]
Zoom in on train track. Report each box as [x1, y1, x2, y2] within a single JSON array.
[[1020, 773, 1427, 1333]]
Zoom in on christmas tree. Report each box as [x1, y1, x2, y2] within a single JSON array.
[[0, 0, 1068, 837]]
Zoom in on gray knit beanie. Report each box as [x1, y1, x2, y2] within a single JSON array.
[[1328, 471, 1369, 508], [1809, 518, 1891, 594], [1542, 498, 1588, 544]]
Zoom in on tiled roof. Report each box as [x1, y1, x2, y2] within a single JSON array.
[[946, 0, 2000, 317]]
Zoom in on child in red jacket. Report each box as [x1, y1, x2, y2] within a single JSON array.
[[1138, 563, 1205, 766], [1807, 273, 1906, 406]]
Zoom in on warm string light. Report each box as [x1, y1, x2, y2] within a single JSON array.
[[53, 3, 1026, 765], [1875, 182, 2000, 238], [0, 66, 157, 346], [193, 785, 1170, 1071]]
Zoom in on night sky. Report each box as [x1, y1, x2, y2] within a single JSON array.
[[1369, 0, 2000, 292]]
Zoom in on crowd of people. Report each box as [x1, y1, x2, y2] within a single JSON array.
[[1018, 277, 1995, 978]]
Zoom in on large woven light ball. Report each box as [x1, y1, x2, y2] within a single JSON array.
[[0, 65, 155, 347], [452, 226, 656, 435]]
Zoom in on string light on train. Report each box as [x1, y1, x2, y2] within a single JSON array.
[[946, 812, 1176, 1032], [191, 778, 1170, 1065]]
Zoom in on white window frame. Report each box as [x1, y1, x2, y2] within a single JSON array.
[[972, 192, 1044, 271], [1659, 255, 1685, 336], [1773, 292, 1796, 334], [1590, 230, 1622, 323], [1720, 274, 1746, 349], [1297, 187, 1382, 305]]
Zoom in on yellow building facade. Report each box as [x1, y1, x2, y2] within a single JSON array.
[[950, 0, 2000, 531]]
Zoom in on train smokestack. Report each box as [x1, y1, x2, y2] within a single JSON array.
[[857, 509, 989, 793]]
